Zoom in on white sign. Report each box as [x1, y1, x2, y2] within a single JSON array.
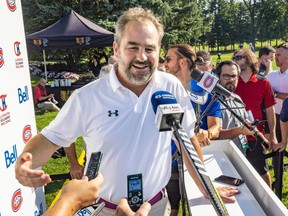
[[0, 1, 46, 215]]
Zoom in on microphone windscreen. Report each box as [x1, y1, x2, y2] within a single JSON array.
[[190, 69, 203, 81], [151, 91, 177, 113]]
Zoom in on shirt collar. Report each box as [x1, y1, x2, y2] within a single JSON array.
[[276, 68, 288, 75], [239, 73, 258, 83]]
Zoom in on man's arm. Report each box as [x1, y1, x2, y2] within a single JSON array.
[[64, 143, 84, 179], [274, 120, 288, 152], [219, 126, 250, 140], [196, 116, 221, 147], [265, 106, 277, 145], [275, 91, 288, 100], [207, 116, 222, 139], [15, 133, 60, 187], [280, 120, 288, 150]]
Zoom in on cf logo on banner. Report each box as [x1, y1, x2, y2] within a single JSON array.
[[108, 110, 119, 117]]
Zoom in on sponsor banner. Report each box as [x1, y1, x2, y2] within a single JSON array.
[[0, 0, 46, 215]]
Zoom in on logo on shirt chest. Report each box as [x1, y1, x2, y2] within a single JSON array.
[[108, 110, 119, 117]]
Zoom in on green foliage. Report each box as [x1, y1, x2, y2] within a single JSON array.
[[22, 0, 288, 65]]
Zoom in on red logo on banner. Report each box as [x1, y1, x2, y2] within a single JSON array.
[[23, 125, 32, 143], [14, 41, 21, 56], [11, 189, 23, 212], [0, 48, 4, 68], [7, 0, 16, 12], [0, 94, 8, 112], [76, 37, 85, 45], [203, 74, 215, 89]]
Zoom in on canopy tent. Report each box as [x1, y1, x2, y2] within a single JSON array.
[[26, 9, 114, 50], [26, 10, 114, 79]]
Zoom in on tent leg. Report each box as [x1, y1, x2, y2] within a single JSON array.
[[43, 50, 48, 80]]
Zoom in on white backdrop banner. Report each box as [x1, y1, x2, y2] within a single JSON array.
[[0, 1, 46, 215]]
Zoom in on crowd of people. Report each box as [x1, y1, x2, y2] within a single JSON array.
[[20, 6, 288, 216]]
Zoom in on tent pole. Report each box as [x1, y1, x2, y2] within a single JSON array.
[[43, 50, 48, 80]]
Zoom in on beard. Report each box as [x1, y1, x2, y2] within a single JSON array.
[[165, 63, 181, 77], [224, 82, 236, 92], [118, 59, 156, 86]]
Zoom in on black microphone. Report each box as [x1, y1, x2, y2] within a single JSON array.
[[191, 69, 243, 104], [151, 91, 184, 132]]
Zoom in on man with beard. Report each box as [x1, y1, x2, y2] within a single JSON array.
[[233, 48, 276, 188], [164, 45, 222, 216], [215, 60, 268, 155], [165, 46, 221, 147], [15, 8, 239, 216]]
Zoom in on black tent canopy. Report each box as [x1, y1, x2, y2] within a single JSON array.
[[26, 10, 114, 50]]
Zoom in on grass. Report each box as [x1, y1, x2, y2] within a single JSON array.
[[32, 48, 287, 213]]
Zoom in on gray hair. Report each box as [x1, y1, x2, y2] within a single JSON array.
[[115, 7, 164, 46]]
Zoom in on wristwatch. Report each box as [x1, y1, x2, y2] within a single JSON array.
[[274, 90, 279, 98], [207, 130, 213, 140]]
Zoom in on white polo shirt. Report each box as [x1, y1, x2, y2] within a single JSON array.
[[266, 69, 288, 114], [42, 67, 196, 204]]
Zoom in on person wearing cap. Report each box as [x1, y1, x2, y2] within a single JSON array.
[[164, 45, 222, 216]]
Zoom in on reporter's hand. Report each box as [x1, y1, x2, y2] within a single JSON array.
[[61, 174, 104, 209], [15, 152, 51, 187], [114, 198, 151, 216], [216, 186, 240, 203]]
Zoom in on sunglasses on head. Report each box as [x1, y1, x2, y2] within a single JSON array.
[[232, 55, 245, 61]]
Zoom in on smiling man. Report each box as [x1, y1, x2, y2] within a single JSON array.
[[15, 8, 239, 216]]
